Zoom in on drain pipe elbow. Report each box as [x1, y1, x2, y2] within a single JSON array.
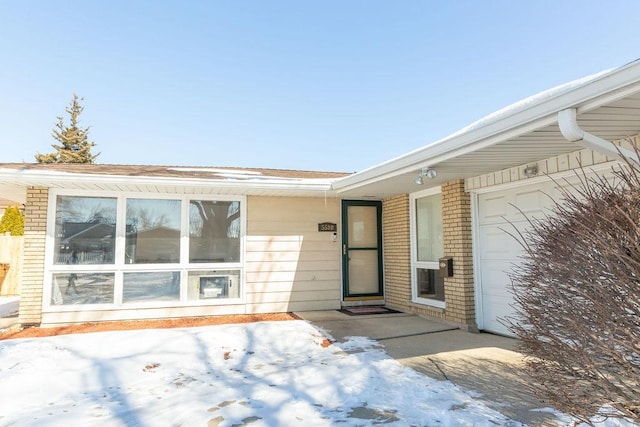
[[558, 108, 639, 164], [558, 108, 584, 142]]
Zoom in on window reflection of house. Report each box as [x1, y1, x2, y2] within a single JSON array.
[[126, 226, 180, 264], [58, 221, 115, 264]]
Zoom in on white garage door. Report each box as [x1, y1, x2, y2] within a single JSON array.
[[475, 180, 561, 336]]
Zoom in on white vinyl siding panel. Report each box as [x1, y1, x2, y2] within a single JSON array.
[[245, 196, 341, 313], [41, 303, 246, 325]]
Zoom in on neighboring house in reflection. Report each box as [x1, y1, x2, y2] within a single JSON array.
[[58, 221, 115, 264], [125, 226, 180, 264]]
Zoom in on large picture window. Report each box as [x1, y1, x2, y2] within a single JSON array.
[[411, 189, 445, 307], [48, 193, 244, 308]]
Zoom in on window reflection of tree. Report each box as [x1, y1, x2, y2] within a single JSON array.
[[189, 201, 241, 262], [57, 196, 116, 224], [126, 199, 181, 233]]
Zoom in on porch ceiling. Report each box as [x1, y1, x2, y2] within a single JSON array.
[[335, 66, 640, 199]]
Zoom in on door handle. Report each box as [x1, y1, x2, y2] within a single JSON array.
[[343, 244, 346, 255]]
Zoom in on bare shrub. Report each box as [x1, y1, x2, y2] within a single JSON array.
[[505, 142, 640, 423]]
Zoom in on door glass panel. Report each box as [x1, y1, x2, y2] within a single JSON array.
[[416, 195, 443, 262], [347, 206, 378, 248], [348, 250, 379, 294]]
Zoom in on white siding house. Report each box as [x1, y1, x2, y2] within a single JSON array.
[[2, 59, 640, 332]]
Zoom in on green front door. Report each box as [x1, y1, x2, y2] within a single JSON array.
[[341, 200, 383, 298]]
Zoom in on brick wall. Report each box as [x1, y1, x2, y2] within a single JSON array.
[[382, 195, 411, 308], [441, 180, 475, 327], [382, 181, 476, 329], [19, 186, 48, 326]]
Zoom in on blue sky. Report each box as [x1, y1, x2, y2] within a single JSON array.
[[1, 1, 639, 172]]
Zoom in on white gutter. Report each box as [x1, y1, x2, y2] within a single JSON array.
[[333, 59, 640, 192], [0, 168, 338, 195], [558, 108, 640, 164]]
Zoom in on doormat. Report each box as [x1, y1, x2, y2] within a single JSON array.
[[338, 306, 401, 316]]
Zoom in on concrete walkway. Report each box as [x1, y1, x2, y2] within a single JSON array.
[[297, 310, 562, 426]]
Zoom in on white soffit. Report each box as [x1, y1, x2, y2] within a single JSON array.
[[334, 59, 640, 198], [0, 183, 27, 206]]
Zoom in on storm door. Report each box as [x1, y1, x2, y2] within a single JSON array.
[[341, 200, 383, 298]]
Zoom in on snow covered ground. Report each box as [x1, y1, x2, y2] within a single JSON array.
[[0, 320, 634, 426]]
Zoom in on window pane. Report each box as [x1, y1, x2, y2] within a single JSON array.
[[347, 206, 378, 248], [51, 273, 115, 305], [126, 199, 181, 264], [123, 272, 180, 303], [348, 250, 379, 294], [416, 194, 443, 262], [189, 200, 240, 263], [417, 268, 445, 301], [54, 196, 117, 265], [187, 270, 240, 300]]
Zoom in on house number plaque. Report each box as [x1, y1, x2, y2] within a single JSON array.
[[318, 222, 337, 232]]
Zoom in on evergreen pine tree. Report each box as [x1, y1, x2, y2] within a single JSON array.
[[0, 205, 25, 236], [35, 94, 99, 164]]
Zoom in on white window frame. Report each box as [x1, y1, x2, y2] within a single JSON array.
[[42, 189, 246, 312], [409, 186, 445, 309]]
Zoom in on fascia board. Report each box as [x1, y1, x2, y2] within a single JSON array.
[[333, 60, 640, 191], [0, 169, 337, 194]]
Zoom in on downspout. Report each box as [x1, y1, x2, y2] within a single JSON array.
[[558, 108, 639, 164]]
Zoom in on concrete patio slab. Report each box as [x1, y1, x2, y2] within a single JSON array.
[[298, 310, 456, 341], [297, 310, 563, 426]]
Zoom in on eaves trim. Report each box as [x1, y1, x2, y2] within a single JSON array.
[[332, 59, 640, 192], [0, 168, 338, 195]]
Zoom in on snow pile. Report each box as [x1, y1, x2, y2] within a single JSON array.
[[0, 320, 635, 426], [0, 320, 517, 426]]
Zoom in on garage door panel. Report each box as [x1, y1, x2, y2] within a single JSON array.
[[511, 188, 554, 221], [480, 256, 516, 334], [479, 224, 525, 261], [476, 170, 614, 336], [480, 195, 508, 223], [480, 261, 516, 296], [477, 183, 549, 336], [479, 185, 555, 226], [481, 297, 514, 336]]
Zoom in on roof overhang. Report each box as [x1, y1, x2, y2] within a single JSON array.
[[0, 168, 339, 198], [3, 60, 640, 202], [334, 59, 640, 198]]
